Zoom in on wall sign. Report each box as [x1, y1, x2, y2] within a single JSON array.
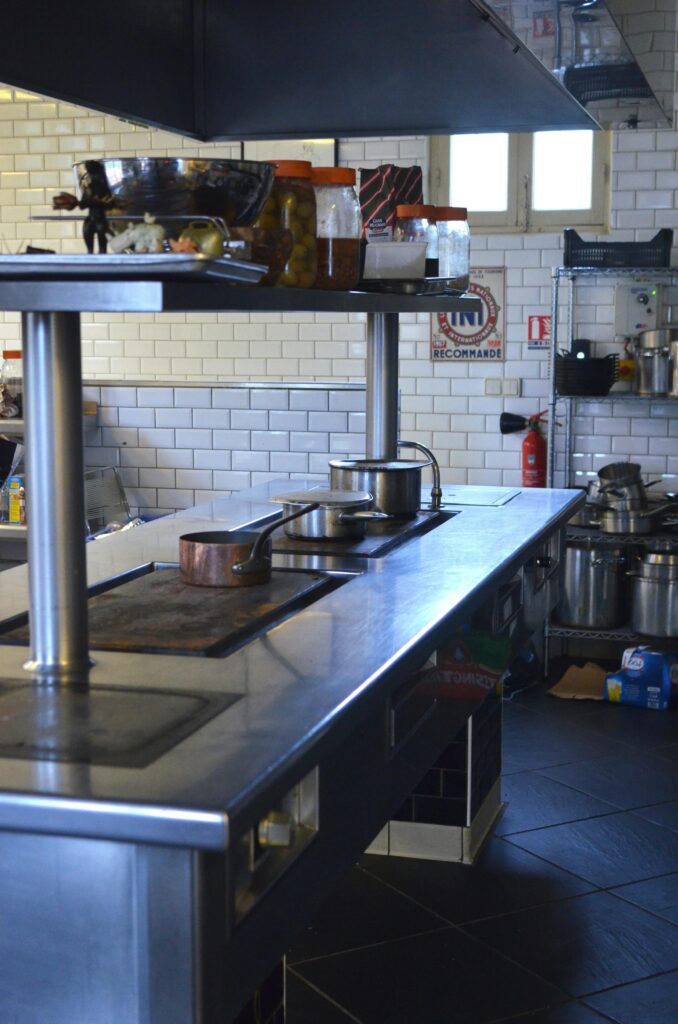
[[527, 313, 552, 349], [431, 267, 505, 362]]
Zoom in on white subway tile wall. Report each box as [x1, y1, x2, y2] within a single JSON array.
[[1, 85, 677, 507], [82, 385, 367, 515]]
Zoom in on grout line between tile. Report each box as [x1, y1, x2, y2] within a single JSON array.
[[286, 967, 364, 1023], [288, 924, 453, 967]]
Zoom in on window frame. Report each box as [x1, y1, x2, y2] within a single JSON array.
[[429, 130, 611, 234]]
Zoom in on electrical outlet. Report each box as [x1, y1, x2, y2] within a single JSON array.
[[503, 378, 522, 397], [485, 378, 502, 396]]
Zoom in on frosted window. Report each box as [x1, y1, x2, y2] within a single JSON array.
[[532, 131, 593, 210], [450, 134, 509, 212]]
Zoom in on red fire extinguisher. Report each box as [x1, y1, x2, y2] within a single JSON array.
[[499, 410, 548, 488]]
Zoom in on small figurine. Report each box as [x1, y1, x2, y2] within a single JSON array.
[[52, 160, 120, 253]]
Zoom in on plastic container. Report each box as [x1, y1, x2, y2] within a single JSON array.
[[393, 204, 438, 276], [435, 206, 470, 291], [0, 349, 23, 418], [251, 160, 317, 288], [362, 241, 427, 280], [311, 167, 362, 290], [563, 228, 673, 269]]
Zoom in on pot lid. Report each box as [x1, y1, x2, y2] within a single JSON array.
[[644, 552, 678, 566], [329, 459, 424, 471], [271, 489, 372, 508]]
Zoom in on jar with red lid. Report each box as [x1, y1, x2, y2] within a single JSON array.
[[435, 206, 470, 291], [393, 204, 438, 277], [0, 349, 23, 418], [251, 160, 317, 288], [311, 166, 361, 290]]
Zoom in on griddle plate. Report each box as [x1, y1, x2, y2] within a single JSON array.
[[4, 568, 333, 657], [0, 682, 240, 767]]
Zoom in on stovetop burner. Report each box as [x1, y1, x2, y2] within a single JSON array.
[[272, 510, 454, 559]]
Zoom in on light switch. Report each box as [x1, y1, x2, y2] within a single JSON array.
[[485, 378, 502, 396]]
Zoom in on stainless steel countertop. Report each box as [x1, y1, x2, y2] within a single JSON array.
[[0, 482, 581, 849]]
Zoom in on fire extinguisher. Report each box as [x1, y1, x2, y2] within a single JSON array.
[[499, 410, 548, 488]]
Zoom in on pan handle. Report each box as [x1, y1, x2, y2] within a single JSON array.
[[338, 510, 392, 523], [397, 439, 442, 510], [232, 502, 319, 575]]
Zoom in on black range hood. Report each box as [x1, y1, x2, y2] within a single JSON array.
[[1, 0, 596, 139]]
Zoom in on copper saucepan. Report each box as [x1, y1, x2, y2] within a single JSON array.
[[179, 502, 318, 587]]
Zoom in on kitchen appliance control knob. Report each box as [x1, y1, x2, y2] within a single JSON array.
[[257, 811, 296, 849]]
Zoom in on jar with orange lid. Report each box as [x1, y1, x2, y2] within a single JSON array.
[[311, 166, 362, 290], [393, 204, 438, 277], [435, 206, 470, 291], [0, 349, 23, 418], [251, 160, 317, 288]]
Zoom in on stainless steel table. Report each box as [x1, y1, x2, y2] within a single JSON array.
[[0, 264, 480, 683]]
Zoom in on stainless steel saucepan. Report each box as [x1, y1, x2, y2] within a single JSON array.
[[329, 440, 442, 517], [599, 502, 677, 535], [271, 490, 390, 540]]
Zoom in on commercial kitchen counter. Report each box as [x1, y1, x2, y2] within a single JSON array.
[[0, 481, 581, 1024]]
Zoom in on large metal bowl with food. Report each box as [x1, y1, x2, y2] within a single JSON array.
[[73, 157, 276, 229]]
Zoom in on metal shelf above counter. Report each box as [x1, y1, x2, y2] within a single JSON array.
[[0, 419, 24, 435], [0, 523, 27, 540], [0, 280, 482, 315]]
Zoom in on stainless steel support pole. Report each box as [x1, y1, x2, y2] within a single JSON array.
[[546, 269, 559, 487], [365, 311, 399, 460], [21, 312, 90, 682]]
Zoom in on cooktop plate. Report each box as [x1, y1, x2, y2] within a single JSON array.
[[0, 682, 240, 767]]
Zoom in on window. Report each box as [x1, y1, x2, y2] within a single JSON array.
[[429, 130, 610, 233]]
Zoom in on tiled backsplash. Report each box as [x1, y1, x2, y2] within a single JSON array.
[[82, 383, 367, 516], [1, 84, 677, 504]]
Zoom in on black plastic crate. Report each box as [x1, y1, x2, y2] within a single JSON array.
[[563, 228, 673, 269]]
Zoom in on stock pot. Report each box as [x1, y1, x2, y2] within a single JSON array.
[[330, 440, 441, 517], [555, 538, 628, 629]]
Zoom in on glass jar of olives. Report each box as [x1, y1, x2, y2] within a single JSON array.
[[252, 160, 317, 288], [311, 166, 362, 290]]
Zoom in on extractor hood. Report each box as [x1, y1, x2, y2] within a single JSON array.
[[0, 0, 596, 140], [486, 0, 676, 129]]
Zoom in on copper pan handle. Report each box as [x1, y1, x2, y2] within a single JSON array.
[[232, 503, 319, 576]]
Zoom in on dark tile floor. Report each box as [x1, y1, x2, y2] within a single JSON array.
[[285, 659, 678, 1023]]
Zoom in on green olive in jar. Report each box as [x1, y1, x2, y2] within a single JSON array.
[[251, 161, 317, 288]]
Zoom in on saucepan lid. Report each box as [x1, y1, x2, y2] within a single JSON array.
[[271, 489, 372, 508]]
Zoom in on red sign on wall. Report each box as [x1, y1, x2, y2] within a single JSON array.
[[527, 314, 552, 349], [533, 13, 555, 39]]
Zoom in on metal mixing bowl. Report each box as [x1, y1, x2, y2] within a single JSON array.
[[73, 157, 275, 230]]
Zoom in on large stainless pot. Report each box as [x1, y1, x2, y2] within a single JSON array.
[[329, 440, 441, 517], [271, 489, 390, 540], [630, 573, 678, 637], [555, 538, 628, 629], [634, 331, 674, 396], [671, 339, 678, 397], [329, 459, 423, 518]]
